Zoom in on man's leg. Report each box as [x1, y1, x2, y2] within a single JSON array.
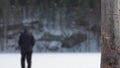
[[27, 51, 32, 68], [21, 52, 26, 68]]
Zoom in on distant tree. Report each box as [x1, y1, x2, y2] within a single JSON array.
[[0, 0, 10, 51]]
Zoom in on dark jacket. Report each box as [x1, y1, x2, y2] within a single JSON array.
[[18, 31, 35, 52]]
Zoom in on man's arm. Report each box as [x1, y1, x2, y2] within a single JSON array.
[[31, 35, 35, 46], [18, 34, 22, 47]]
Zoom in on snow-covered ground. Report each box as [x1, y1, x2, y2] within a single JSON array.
[[0, 53, 101, 68]]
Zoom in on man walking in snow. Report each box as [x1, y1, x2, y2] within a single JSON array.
[[18, 28, 35, 68]]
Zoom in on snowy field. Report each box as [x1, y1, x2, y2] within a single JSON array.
[[0, 53, 101, 68]]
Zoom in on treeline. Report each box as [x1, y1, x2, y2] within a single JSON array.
[[0, 0, 101, 52], [0, 0, 100, 9]]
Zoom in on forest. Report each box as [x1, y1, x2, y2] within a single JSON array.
[[0, 0, 101, 52]]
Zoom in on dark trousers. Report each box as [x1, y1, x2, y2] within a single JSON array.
[[21, 51, 32, 68]]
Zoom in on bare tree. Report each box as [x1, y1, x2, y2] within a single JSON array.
[[101, 0, 120, 68], [2, 0, 10, 51]]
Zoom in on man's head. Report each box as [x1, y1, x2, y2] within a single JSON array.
[[23, 27, 28, 33], [24, 29, 28, 32]]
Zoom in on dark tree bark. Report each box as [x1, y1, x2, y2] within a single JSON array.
[[101, 0, 120, 68]]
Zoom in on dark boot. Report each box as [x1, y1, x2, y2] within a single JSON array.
[[27, 62, 31, 68]]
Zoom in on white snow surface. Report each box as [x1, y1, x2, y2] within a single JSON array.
[[0, 53, 101, 68]]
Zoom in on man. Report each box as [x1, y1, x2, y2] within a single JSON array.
[[18, 29, 35, 68]]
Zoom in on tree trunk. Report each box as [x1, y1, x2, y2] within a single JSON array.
[[3, 9, 9, 51], [101, 0, 120, 68]]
